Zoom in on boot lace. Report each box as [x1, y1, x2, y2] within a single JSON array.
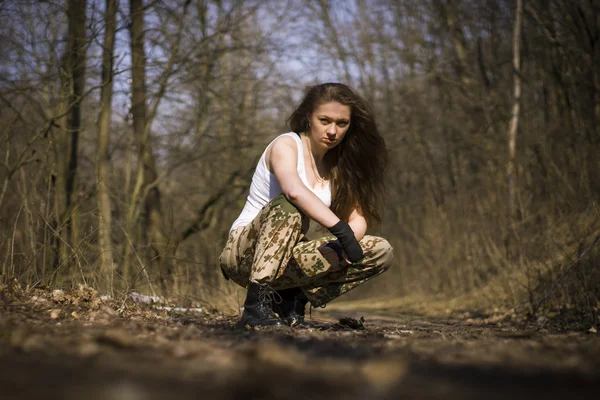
[[257, 284, 282, 317]]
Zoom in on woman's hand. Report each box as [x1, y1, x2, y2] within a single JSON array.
[[327, 221, 364, 263], [318, 240, 350, 268]]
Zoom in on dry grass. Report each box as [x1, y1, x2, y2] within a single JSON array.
[[1, 190, 598, 326]]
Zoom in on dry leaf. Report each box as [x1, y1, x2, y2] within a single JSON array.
[[71, 311, 80, 319], [589, 327, 597, 333], [336, 316, 366, 330], [72, 284, 98, 304], [52, 289, 64, 302], [101, 306, 116, 316]]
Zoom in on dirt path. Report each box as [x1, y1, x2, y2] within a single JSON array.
[[1, 290, 599, 400]]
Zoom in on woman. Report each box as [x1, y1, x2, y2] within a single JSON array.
[[219, 83, 393, 328]]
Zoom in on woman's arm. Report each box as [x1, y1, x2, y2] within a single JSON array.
[[347, 208, 367, 242], [269, 136, 365, 262], [268, 136, 340, 228], [320, 209, 366, 265]]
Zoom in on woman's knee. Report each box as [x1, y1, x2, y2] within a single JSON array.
[[367, 237, 394, 271]]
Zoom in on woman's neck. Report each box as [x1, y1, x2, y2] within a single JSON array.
[[303, 132, 326, 162], [302, 133, 329, 184]]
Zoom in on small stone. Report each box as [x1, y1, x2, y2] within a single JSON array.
[[172, 345, 188, 358], [78, 342, 100, 357], [10, 328, 28, 347], [50, 309, 62, 319], [20, 334, 44, 352], [98, 329, 135, 348], [362, 358, 408, 388]]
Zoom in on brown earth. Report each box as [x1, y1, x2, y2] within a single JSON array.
[[0, 285, 599, 400]]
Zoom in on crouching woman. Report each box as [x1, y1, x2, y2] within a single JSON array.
[[219, 83, 394, 327]]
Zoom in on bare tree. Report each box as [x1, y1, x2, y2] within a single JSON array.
[[124, 0, 190, 290], [507, 0, 522, 219], [97, 0, 118, 291], [53, 0, 87, 273]]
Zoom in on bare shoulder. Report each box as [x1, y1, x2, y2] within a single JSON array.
[[270, 135, 297, 154], [266, 135, 298, 170]]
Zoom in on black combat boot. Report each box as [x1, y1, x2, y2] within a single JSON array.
[[238, 282, 286, 328], [273, 287, 309, 327]]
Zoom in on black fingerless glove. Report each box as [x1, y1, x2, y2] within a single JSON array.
[[327, 221, 364, 263]]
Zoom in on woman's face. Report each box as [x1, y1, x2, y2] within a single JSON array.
[[307, 101, 351, 150]]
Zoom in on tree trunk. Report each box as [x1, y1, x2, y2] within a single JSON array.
[[123, 0, 148, 285], [127, 0, 176, 292], [53, 0, 87, 276], [97, 0, 117, 292], [507, 0, 523, 219], [435, 0, 472, 87]]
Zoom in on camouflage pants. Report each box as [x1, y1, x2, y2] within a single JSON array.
[[219, 194, 394, 307]]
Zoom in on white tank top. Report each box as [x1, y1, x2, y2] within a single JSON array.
[[230, 132, 332, 232]]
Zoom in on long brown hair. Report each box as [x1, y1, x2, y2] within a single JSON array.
[[287, 83, 388, 225]]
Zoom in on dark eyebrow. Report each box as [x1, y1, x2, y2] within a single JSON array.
[[317, 115, 350, 122]]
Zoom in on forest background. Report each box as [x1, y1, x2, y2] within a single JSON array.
[[1, 0, 598, 322]]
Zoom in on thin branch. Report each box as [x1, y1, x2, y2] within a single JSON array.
[[176, 165, 254, 244], [532, 234, 600, 315]]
